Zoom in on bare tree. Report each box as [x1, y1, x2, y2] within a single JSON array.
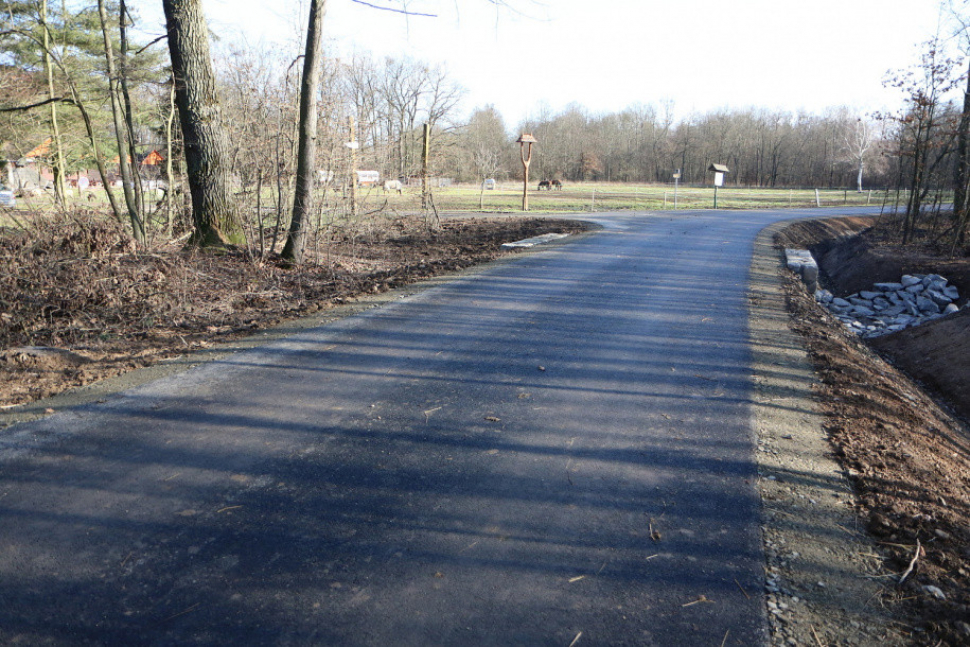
[[97, 0, 144, 241], [281, 0, 327, 263], [836, 110, 878, 192]]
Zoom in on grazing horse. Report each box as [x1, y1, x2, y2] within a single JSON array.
[[383, 179, 403, 194], [538, 180, 552, 191], [551, 179, 562, 190]]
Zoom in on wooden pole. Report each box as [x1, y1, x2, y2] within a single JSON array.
[[520, 142, 532, 211]]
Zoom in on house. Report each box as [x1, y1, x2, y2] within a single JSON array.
[[356, 170, 380, 186]]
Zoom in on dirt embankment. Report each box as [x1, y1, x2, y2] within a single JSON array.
[[777, 216, 970, 645], [0, 215, 590, 410]]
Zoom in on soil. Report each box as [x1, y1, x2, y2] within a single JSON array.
[[0, 215, 589, 409], [3, 211, 970, 645], [776, 216, 970, 646]]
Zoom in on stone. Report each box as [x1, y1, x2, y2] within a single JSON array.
[[944, 303, 960, 315], [874, 282, 905, 291], [943, 285, 960, 300], [784, 249, 818, 291], [859, 290, 881, 300], [901, 274, 923, 287], [814, 289, 833, 303], [852, 305, 875, 317], [916, 296, 940, 314], [926, 289, 952, 308], [922, 585, 946, 600], [831, 297, 851, 308]]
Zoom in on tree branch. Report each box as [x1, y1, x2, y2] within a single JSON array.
[[350, 0, 437, 17], [0, 97, 77, 113], [135, 34, 168, 56]]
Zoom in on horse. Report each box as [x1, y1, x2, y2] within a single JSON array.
[[383, 179, 403, 194], [551, 179, 562, 190], [538, 180, 552, 191]]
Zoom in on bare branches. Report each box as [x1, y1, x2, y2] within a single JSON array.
[[0, 96, 76, 112], [350, 0, 437, 17], [134, 34, 168, 56]]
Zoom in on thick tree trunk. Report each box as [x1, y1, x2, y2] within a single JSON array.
[[282, 0, 327, 263], [162, 0, 241, 247]]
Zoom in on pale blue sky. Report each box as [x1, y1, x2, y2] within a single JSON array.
[[138, 0, 946, 126]]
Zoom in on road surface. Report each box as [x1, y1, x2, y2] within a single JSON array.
[[0, 208, 878, 646]]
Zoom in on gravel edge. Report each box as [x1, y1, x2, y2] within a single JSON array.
[[748, 220, 909, 646]]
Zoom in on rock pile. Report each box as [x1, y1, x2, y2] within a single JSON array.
[[815, 274, 964, 338]]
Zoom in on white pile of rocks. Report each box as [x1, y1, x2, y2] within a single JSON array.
[[815, 274, 965, 338]]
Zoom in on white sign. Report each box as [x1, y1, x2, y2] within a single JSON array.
[[714, 172, 724, 187]]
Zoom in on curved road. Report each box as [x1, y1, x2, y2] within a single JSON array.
[[0, 208, 878, 646]]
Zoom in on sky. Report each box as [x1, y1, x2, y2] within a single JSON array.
[[138, 0, 948, 128]]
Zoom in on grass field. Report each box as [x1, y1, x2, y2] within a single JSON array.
[[361, 182, 910, 214], [1, 182, 920, 230]]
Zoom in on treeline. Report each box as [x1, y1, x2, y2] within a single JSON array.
[[473, 104, 886, 189], [1, 0, 969, 251]]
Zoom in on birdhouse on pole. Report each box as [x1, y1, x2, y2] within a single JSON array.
[[708, 163, 729, 208]]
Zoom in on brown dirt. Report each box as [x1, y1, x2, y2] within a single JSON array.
[[777, 216, 970, 645], [0, 214, 589, 408]]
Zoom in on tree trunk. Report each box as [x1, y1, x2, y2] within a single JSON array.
[[164, 77, 177, 235], [162, 0, 241, 247], [119, 0, 145, 220], [41, 1, 67, 205], [98, 0, 144, 242], [282, 0, 327, 263], [953, 63, 970, 245]]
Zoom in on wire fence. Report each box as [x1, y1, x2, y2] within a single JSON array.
[[351, 183, 925, 215]]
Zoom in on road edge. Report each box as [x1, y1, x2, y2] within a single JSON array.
[[747, 219, 908, 646]]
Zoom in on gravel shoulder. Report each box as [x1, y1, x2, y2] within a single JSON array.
[[748, 220, 910, 646]]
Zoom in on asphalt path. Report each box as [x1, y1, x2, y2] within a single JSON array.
[[0, 208, 880, 646]]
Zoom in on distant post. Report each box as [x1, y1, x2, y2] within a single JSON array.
[[708, 163, 729, 209], [517, 133, 537, 211], [673, 169, 681, 209]]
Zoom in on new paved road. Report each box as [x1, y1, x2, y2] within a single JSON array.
[[0, 208, 878, 646]]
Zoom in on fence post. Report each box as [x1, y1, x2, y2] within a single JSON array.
[[590, 189, 595, 212], [867, 190, 871, 205], [815, 188, 821, 207], [663, 191, 667, 209]]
